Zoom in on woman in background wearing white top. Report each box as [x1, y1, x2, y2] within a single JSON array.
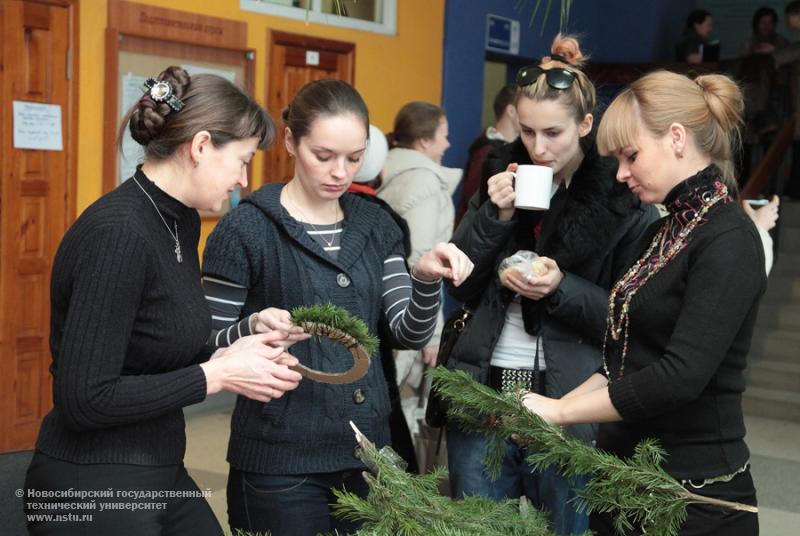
[[378, 102, 462, 440]]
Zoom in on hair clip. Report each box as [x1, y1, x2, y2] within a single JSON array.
[[143, 78, 185, 112]]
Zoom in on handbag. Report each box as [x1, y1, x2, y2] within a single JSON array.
[[424, 306, 473, 428]]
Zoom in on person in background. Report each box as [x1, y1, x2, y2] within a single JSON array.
[[202, 80, 473, 536], [676, 9, 714, 63], [23, 66, 302, 535], [741, 6, 789, 56], [347, 123, 418, 472], [773, 0, 800, 199], [738, 7, 790, 186], [443, 35, 658, 535], [377, 101, 462, 443], [456, 84, 520, 227], [523, 69, 762, 536], [349, 123, 389, 194], [743, 195, 780, 274]]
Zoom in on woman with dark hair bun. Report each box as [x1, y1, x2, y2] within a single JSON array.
[[202, 79, 474, 536], [23, 66, 302, 535]]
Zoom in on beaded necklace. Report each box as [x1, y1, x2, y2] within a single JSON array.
[[602, 177, 730, 381]]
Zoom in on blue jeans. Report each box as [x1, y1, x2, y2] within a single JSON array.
[[227, 467, 370, 536], [447, 424, 589, 536]]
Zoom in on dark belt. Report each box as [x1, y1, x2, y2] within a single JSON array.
[[489, 365, 546, 394]]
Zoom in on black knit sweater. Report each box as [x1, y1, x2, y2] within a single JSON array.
[[203, 184, 408, 475], [35, 168, 211, 465], [599, 167, 767, 480]]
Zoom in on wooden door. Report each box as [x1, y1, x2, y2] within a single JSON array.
[[265, 31, 355, 184], [0, 0, 76, 452]]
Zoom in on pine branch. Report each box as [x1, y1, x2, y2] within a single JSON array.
[[430, 368, 756, 536], [291, 302, 379, 354], [335, 423, 558, 536]]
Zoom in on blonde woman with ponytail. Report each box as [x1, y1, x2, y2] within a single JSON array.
[[443, 35, 659, 535], [521, 70, 763, 535]]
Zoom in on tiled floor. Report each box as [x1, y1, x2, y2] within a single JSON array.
[[184, 394, 800, 535]]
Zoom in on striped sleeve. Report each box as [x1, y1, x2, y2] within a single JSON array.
[[202, 275, 252, 347], [382, 255, 441, 349]]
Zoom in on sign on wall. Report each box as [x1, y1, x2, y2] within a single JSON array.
[[12, 101, 63, 151], [486, 14, 520, 55]]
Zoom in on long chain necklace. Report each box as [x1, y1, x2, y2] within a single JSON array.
[[132, 177, 183, 263], [286, 186, 340, 248], [601, 182, 729, 381]]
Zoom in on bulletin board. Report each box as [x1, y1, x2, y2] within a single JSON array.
[[103, 0, 255, 218]]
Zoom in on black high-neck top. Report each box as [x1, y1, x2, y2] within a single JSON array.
[[600, 166, 767, 480], [36, 168, 212, 465]]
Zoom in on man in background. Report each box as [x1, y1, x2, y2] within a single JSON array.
[[455, 84, 519, 226]]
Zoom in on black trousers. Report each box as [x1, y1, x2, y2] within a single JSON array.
[[23, 451, 222, 535], [590, 467, 758, 536]]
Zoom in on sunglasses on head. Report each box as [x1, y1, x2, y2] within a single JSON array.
[[516, 54, 577, 90]]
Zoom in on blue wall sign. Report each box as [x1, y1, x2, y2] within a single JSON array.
[[486, 14, 520, 55]]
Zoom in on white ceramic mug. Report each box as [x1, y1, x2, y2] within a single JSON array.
[[513, 165, 554, 210]]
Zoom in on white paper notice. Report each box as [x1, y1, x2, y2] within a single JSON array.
[[182, 63, 237, 83], [120, 73, 148, 182], [13, 101, 63, 151]]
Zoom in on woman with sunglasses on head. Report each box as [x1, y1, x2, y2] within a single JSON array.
[[201, 79, 474, 536], [442, 35, 658, 535], [23, 66, 303, 535], [521, 70, 763, 535]]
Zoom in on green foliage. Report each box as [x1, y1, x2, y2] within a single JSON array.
[[333, 428, 558, 536], [515, 0, 573, 34], [291, 302, 379, 355], [430, 368, 695, 536]]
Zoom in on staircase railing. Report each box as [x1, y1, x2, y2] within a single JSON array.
[[741, 119, 795, 199]]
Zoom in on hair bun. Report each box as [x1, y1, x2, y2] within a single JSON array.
[[550, 33, 587, 68], [129, 66, 191, 146], [694, 74, 744, 133]]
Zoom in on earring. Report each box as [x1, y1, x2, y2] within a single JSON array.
[[193, 160, 199, 168]]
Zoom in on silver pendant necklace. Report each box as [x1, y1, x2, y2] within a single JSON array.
[[132, 176, 183, 263], [286, 186, 340, 248]]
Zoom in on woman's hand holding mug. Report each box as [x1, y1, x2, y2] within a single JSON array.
[[487, 163, 518, 221], [488, 163, 554, 221]]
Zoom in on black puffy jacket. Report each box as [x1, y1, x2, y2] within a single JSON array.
[[446, 138, 659, 442]]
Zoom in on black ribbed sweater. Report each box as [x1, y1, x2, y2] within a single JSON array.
[[600, 169, 767, 480], [35, 168, 211, 465]]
